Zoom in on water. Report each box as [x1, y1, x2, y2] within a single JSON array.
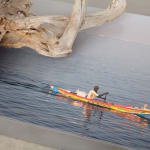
[[0, 32, 150, 150]]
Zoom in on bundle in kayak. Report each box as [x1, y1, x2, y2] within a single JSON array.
[[49, 85, 150, 117]]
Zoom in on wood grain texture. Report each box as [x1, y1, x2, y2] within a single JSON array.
[[0, 0, 126, 57]]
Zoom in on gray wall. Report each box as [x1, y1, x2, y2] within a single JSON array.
[[55, 0, 150, 16], [0, 116, 134, 150]]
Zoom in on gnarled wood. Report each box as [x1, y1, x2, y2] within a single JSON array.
[[0, 0, 127, 57]]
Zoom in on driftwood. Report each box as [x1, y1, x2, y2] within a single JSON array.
[[0, 0, 127, 57]]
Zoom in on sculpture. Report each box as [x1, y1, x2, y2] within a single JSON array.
[[0, 0, 126, 57]]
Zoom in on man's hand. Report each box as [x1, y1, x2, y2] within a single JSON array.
[[97, 92, 109, 101]]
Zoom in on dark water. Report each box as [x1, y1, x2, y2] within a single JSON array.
[[0, 32, 150, 149]]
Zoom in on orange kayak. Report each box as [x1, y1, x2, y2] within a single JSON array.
[[49, 85, 150, 116]]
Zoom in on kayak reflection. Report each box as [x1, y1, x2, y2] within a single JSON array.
[[55, 95, 149, 128]]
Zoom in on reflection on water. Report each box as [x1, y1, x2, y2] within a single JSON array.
[[55, 95, 149, 129]]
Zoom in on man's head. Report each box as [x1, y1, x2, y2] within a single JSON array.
[[94, 86, 99, 93]]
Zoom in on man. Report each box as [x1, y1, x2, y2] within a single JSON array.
[[87, 86, 99, 99], [87, 86, 109, 101]]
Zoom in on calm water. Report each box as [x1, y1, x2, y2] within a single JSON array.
[[0, 32, 150, 149]]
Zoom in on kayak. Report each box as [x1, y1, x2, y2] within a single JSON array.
[[49, 85, 150, 116], [137, 114, 150, 122]]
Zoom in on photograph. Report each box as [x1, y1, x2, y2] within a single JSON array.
[[0, 0, 150, 150]]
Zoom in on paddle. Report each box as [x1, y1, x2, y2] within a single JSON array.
[[97, 92, 109, 101]]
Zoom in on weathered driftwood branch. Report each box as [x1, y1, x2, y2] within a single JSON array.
[[0, 0, 127, 57]]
